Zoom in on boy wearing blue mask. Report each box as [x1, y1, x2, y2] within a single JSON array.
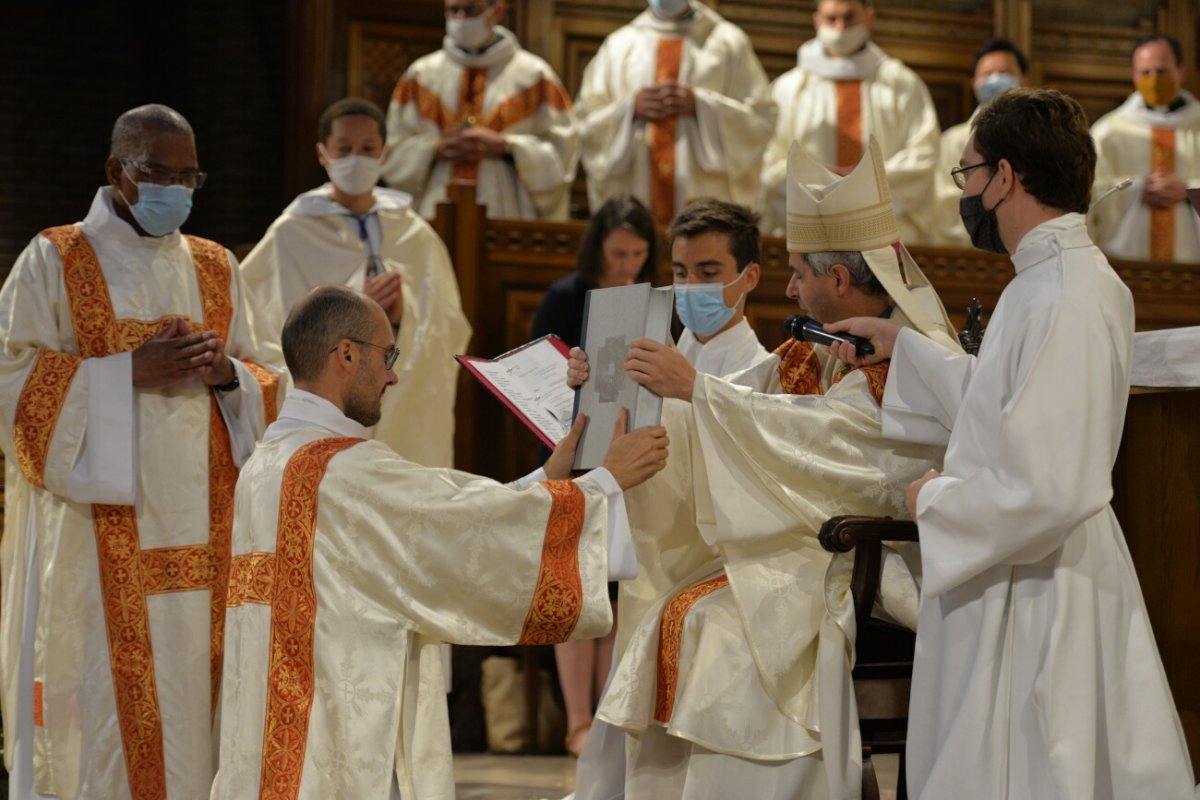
[[568, 139, 959, 800], [931, 38, 1030, 248]]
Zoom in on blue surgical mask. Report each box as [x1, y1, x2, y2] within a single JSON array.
[[119, 166, 194, 236], [976, 73, 1019, 105], [674, 271, 745, 337], [649, 0, 690, 18]]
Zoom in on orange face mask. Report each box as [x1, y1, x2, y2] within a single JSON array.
[[1136, 74, 1179, 108]]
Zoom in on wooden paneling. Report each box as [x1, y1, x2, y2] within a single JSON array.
[[348, 21, 445, 112], [1112, 388, 1200, 774]]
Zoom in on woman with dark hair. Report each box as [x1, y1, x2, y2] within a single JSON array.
[[531, 195, 658, 350], [530, 195, 656, 759]]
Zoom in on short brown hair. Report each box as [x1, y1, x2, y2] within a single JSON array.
[[666, 199, 761, 271], [318, 97, 386, 144], [282, 286, 377, 381], [971, 88, 1095, 214]]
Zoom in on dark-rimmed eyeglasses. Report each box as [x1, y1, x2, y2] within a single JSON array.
[[950, 160, 998, 190], [121, 158, 208, 189], [331, 338, 399, 370]]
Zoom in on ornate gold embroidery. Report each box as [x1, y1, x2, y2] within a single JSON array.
[[13, 350, 80, 487], [43, 225, 242, 799], [243, 360, 281, 424], [648, 37, 683, 226], [518, 480, 587, 645], [227, 552, 277, 607], [774, 338, 824, 396], [393, 77, 456, 129], [654, 574, 730, 723], [832, 360, 890, 406], [141, 545, 217, 594], [259, 437, 362, 800]]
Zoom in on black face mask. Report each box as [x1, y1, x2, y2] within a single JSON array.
[[959, 169, 1007, 254]]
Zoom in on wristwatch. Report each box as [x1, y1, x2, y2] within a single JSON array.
[[212, 373, 240, 393]]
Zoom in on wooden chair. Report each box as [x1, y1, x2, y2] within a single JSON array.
[[818, 301, 984, 800]]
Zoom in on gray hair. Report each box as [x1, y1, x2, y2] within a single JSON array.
[[110, 104, 194, 160], [804, 250, 886, 296], [282, 286, 378, 382]]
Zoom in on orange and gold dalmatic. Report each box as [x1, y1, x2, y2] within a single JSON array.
[[258, 437, 362, 800], [518, 480, 587, 644], [834, 80, 863, 169], [654, 574, 730, 723], [649, 37, 684, 226], [33, 225, 246, 799], [1150, 127, 1176, 261], [393, 70, 570, 182]]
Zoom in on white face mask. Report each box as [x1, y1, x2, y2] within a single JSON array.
[[817, 24, 870, 57], [320, 146, 383, 196], [648, 0, 690, 17], [447, 10, 493, 50]]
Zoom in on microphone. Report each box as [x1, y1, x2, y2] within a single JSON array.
[[1093, 178, 1132, 206], [784, 314, 875, 357]]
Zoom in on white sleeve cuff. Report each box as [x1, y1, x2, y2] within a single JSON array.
[[578, 467, 637, 581], [66, 352, 136, 505]]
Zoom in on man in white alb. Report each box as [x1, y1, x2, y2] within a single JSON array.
[[760, 0, 939, 244], [830, 88, 1199, 800], [575, 0, 776, 226], [1090, 34, 1200, 262], [383, 0, 578, 219], [241, 97, 470, 468]]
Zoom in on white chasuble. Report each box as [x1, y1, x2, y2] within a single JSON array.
[[760, 40, 940, 244], [239, 186, 471, 468], [575, 1, 776, 223], [215, 392, 618, 799], [600, 319, 942, 799], [884, 215, 1198, 799], [0, 189, 279, 800], [1090, 91, 1200, 263], [383, 27, 579, 220]]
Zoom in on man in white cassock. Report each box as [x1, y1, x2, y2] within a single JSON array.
[[760, 0, 939, 245], [930, 38, 1029, 248], [830, 89, 1200, 800], [0, 104, 280, 800], [382, 0, 578, 219], [1090, 34, 1200, 263], [213, 286, 669, 799], [570, 139, 959, 799], [240, 98, 470, 469], [575, 0, 776, 226], [567, 198, 770, 792]]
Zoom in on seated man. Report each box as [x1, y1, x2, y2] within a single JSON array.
[[571, 139, 959, 798], [213, 286, 668, 798], [241, 97, 470, 468]]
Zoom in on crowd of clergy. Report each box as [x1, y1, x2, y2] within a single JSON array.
[[1, 0, 1199, 798]]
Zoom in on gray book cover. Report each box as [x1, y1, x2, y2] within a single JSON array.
[[572, 283, 675, 471]]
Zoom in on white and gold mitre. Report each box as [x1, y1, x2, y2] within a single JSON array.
[[785, 137, 899, 254], [786, 138, 961, 351]]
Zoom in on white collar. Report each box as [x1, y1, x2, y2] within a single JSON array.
[[679, 317, 755, 352], [80, 187, 184, 249], [268, 388, 370, 441], [632, 1, 717, 36], [797, 38, 886, 80], [1010, 213, 1092, 274], [443, 25, 519, 69], [283, 184, 412, 218], [1116, 90, 1200, 129]]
